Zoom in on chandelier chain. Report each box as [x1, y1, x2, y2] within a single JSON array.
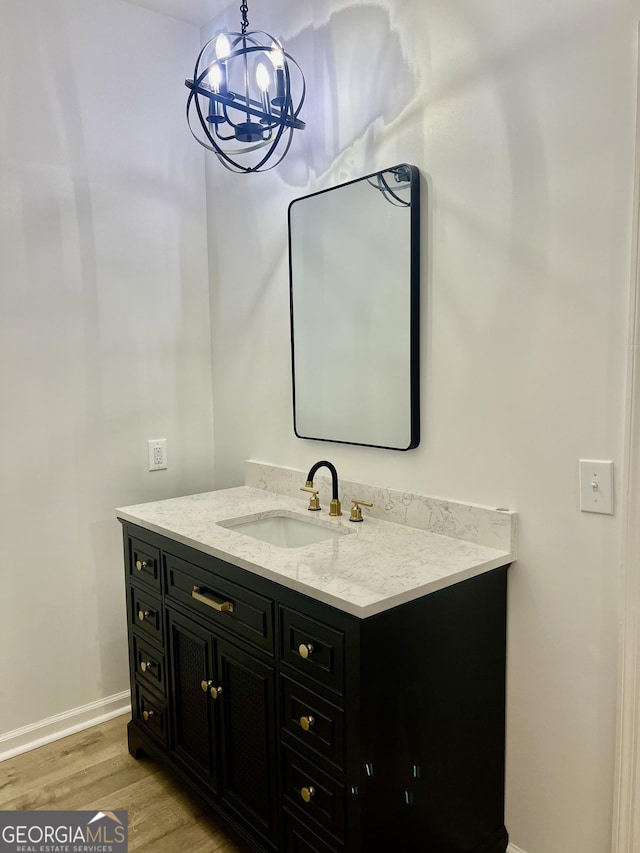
[[240, 1, 249, 34]]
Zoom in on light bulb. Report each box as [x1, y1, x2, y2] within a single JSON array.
[[207, 64, 223, 92], [215, 33, 231, 60], [269, 41, 286, 106], [269, 43, 285, 69], [256, 62, 270, 93]]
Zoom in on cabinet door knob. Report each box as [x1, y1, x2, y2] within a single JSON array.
[[298, 643, 314, 659], [135, 560, 148, 571], [140, 661, 153, 673], [142, 710, 154, 721], [200, 680, 222, 699], [300, 786, 316, 803], [300, 715, 315, 731], [138, 610, 151, 622]]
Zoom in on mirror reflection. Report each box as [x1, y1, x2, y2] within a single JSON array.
[[288, 164, 420, 450]]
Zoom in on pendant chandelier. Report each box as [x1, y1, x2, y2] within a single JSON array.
[[185, 2, 306, 173]]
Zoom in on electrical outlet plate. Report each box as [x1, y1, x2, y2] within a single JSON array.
[[148, 439, 167, 471], [579, 459, 614, 515]]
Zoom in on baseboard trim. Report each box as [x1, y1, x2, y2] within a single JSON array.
[[507, 845, 527, 853], [0, 691, 131, 763]]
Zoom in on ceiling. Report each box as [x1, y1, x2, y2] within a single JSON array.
[[120, 0, 227, 27]]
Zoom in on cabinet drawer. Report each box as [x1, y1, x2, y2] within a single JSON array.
[[165, 554, 274, 653], [132, 634, 166, 695], [280, 608, 344, 695], [284, 813, 339, 853], [282, 746, 345, 844], [281, 676, 345, 772], [134, 683, 168, 748], [129, 587, 163, 647], [128, 537, 161, 591]]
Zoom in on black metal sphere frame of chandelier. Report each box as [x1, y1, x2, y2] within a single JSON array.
[[184, 3, 306, 173], [367, 166, 413, 207]]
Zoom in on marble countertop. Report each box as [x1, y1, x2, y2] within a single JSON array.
[[116, 485, 514, 618]]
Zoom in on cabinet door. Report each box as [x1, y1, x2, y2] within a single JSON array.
[[167, 609, 218, 791], [217, 636, 277, 845]]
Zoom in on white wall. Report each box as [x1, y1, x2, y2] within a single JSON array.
[[0, 0, 633, 849], [0, 0, 214, 740], [204, 2, 639, 852]]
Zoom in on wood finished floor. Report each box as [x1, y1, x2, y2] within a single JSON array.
[[0, 714, 240, 852]]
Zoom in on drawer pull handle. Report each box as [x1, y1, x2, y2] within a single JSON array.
[[140, 661, 153, 673], [192, 586, 234, 613], [142, 710, 154, 721], [135, 560, 149, 571], [210, 685, 223, 700], [300, 786, 316, 803], [300, 715, 315, 731], [138, 610, 151, 622], [298, 643, 313, 659], [201, 679, 213, 693]]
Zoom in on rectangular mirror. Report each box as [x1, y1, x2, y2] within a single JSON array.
[[288, 164, 420, 450]]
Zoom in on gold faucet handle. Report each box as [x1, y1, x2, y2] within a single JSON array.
[[300, 486, 321, 512], [349, 498, 373, 523]]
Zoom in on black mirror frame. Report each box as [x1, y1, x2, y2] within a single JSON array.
[[288, 163, 421, 451]]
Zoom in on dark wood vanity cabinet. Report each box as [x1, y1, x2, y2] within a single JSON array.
[[166, 608, 278, 842], [122, 521, 509, 853]]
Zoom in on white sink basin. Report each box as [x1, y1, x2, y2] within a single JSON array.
[[218, 511, 348, 548]]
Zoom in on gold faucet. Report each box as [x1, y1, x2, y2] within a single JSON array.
[[300, 486, 321, 511], [303, 460, 342, 516], [349, 498, 373, 523]]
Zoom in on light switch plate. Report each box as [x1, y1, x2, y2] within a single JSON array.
[[579, 459, 614, 514]]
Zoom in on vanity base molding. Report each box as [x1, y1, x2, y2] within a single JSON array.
[[472, 827, 510, 853], [121, 521, 509, 853]]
